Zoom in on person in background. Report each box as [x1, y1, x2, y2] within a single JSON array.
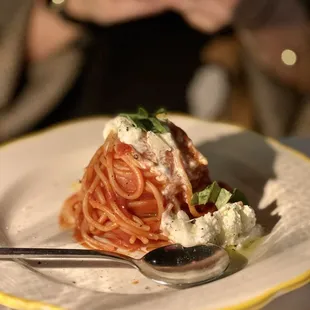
[[186, 0, 310, 137], [0, 0, 237, 142], [235, 0, 310, 137], [1, 0, 309, 143]]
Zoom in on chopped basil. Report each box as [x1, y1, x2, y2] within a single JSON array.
[[155, 108, 167, 117], [138, 107, 149, 118], [191, 181, 248, 209], [120, 107, 149, 120], [216, 187, 232, 207], [120, 107, 168, 134], [191, 181, 221, 206], [230, 188, 249, 206], [191, 182, 220, 206]]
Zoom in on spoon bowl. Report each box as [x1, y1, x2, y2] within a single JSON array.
[[135, 244, 229, 287], [0, 244, 229, 288]]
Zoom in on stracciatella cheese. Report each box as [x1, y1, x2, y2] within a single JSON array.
[[103, 116, 177, 168], [103, 116, 147, 154], [103, 116, 262, 248], [160, 202, 262, 248], [102, 116, 192, 196], [103, 116, 176, 159]]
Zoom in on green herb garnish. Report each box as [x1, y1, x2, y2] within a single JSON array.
[[120, 107, 168, 134], [230, 188, 249, 205], [191, 181, 248, 209], [155, 108, 167, 117], [191, 181, 221, 206], [216, 187, 233, 207]]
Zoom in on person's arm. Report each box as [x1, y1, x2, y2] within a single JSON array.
[[0, 0, 84, 141], [0, 0, 170, 142], [64, 0, 168, 25], [26, 1, 82, 62]]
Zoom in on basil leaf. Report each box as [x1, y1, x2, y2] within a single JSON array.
[[209, 182, 222, 203], [230, 188, 249, 205], [131, 117, 152, 131], [155, 108, 167, 115], [216, 188, 232, 208], [120, 107, 148, 120], [138, 107, 149, 118], [120, 107, 168, 133], [191, 182, 249, 209], [191, 181, 221, 205], [138, 118, 154, 131], [149, 117, 168, 133]]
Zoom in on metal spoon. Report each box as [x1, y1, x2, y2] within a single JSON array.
[[0, 244, 229, 288]]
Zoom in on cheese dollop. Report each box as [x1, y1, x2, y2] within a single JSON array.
[[103, 116, 176, 164], [160, 202, 262, 248]]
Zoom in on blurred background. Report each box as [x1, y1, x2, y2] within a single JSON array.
[[0, 0, 310, 143]]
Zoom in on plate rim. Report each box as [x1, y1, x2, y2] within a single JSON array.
[[0, 114, 309, 310], [0, 271, 308, 310]]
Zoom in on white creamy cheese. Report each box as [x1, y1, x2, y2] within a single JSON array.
[[103, 116, 262, 248], [103, 116, 146, 153], [103, 116, 182, 181], [160, 202, 262, 248], [103, 116, 176, 161]]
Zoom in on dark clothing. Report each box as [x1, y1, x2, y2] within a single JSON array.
[[35, 13, 208, 130]]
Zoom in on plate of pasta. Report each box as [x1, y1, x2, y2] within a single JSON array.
[[0, 110, 309, 310]]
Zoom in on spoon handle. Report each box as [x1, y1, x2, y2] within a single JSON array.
[[0, 247, 134, 266]]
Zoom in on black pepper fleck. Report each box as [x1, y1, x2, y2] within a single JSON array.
[[37, 261, 41, 265]]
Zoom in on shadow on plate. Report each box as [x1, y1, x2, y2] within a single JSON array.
[[255, 200, 280, 234], [197, 131, 281, 235]]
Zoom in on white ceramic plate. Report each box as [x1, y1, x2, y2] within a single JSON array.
[[0, 115, 309, 310]]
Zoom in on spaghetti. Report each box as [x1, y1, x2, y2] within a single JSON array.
[[60, 112, 214, 254]]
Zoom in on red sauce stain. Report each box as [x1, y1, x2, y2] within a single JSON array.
[[115, 142, 133, 156]]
